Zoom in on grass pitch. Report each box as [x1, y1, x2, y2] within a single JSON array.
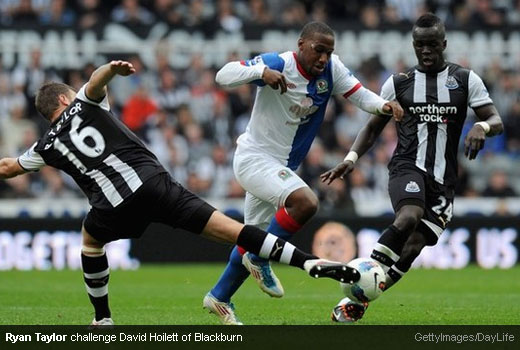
[[1, 264, 519, 325]]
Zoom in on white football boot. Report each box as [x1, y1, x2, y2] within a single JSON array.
[[203, 293, 243, 325], [90, 317, 114, 327]]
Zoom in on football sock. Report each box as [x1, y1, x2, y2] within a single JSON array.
[[249, 208, 302, 263], [236, 225, 316, 269], [385, 234, 425, 290], [371, 225, 408, 272], [385, 265, 406, 289], [210, 246, 249, 302], [371, 225, 410, 288], [81, 248, 111, 321]]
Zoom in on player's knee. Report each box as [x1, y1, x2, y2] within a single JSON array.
[[81, 227, 105, 256], [285, 188, 318, 222], [394, 205, 423, 232], [300, 194, 319, 219], [394, 213, 420, 233]]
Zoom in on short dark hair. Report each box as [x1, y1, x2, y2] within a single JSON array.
[[35, 82, 76, 121], [300, 21, 334, 40], [414, 13, 445, 32]]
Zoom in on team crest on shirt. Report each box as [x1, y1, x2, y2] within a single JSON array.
[[316, 79, 328, 94], [278, 169, 292, 181], [445, 75, 459, 89], [405, 181, 421, 193]]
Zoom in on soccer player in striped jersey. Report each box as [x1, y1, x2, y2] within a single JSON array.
[[322, 13, 504, 322], [205, 21, 404, 324], [0, 60, 361, 326]]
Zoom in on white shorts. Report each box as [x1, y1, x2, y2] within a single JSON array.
[[233, 150, 308, 228]]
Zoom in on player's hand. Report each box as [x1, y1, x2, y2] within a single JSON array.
[[110, 60, 136, 76], [464, 124, 486, 160], [320, 161, 355, 185], [262, 68, 288, 94], [382, 101, 404, 122]]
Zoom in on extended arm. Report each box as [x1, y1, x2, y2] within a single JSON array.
[[347, 87, 403, 122], [0, 158, 27, 179], [464, 104, 504, 160], [320, 115, 390, 184], [85, 60, 136, 101]]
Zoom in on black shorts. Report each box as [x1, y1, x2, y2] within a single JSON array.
[[83, 172, 216, 243], [388, 166, 454, 245]]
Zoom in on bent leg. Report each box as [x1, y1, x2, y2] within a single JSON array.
[[371, 205, 423, 287], [385, 231, 428, 289], [249, 187, 318, 262]]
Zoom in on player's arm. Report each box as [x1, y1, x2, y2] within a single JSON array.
[[0, 158, 28, 179], [215, 54, 288, 93], [85, 60, 136, 101], [347, 87, 403, 122], [464, 104, 504, 160], [320, 115, 390, 184], [463, 70, 504, 160], [332, 57, 403, 121]]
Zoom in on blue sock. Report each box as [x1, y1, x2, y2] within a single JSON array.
[[210, 246, 249, 302]]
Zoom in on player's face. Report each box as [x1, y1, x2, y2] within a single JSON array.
[[413, 26, 446, 73], [298, 32, 335, 77]]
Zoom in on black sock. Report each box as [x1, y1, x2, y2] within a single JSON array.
[[81, 253, 111, 321], [385, 265, 405, 289], [236, 225, 316, 269], [371, 225, 408, 271]]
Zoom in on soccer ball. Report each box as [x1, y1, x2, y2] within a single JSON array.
[[340, 258, 385, 303]]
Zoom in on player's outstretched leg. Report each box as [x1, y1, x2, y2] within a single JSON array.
[[234, 224, 360, 283], [202, 212, 360, 283]]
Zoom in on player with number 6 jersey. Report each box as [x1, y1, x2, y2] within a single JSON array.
[[0, 60, 363, 326], [19, 84, 165, 210]]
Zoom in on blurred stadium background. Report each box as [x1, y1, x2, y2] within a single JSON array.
[[0, 0, 519, 324]]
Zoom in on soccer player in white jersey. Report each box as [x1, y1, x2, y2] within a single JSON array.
[[204, 21, 404, 325]]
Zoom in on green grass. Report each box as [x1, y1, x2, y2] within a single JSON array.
[[1, 265, 519, 325]]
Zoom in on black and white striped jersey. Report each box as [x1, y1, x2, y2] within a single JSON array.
[[18, 84, 166, 209], [381, 63, 493, 187]]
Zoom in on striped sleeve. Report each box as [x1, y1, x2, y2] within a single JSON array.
[[468, 71, 493, 108], [17, 142, 46, 172], [380, 75, 396, 100]]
